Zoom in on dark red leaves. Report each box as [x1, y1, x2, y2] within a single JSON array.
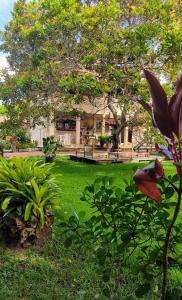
[[133, 159, 164, 203], [143, 69, 173, 139], [169, 89, 182, 138], [169, 72, 182, 139], [144, 69, 182, 140], [143, 69, 168, 114]]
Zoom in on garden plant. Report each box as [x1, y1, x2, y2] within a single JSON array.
[[61, 70, 182, 300], [133, 69, 182, 299], [98, 135, 111, 148], [0, 157, 60, 248], [43, 136, 60, 163]]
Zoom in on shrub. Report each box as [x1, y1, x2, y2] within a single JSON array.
[[43, 136, 60, 162], [0, 123, 29, 144], [0, 156, 61, 245], [61, 173, 182, 299], [0, 139, 11, 150], [98, 135, 111, 147], [20, 140, 38, 149]]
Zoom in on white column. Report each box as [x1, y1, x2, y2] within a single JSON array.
[[76, 116, 81, 145], [101, 114, 105, 135], [124, 126, 129, 146]]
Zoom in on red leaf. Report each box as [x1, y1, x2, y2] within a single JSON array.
[[133, 160, 164, 203], [169, 89, 182, 138], [143, 159, 164, 178], [153, 111, 173, 139], [155, 159, 164, 177], [176, 72, 182, 93], [143, 69, 173, 139], [137, 181, 162, 203], [143, 69, 168, 114]]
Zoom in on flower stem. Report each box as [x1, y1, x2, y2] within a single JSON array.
[[161, 191, 181, 300]]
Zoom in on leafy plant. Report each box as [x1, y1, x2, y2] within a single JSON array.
[[133, 69, 182, 299], [98, 135, 111, 148], [0, 157, 60, 230], [43, 136, 59, 162], [0, 122, 29, 144], [61, 69, 182, 299], [61, 173, 182, 299], [20, 140, 38, 149]]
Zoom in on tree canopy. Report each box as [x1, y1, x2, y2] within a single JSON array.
[[1, 0, 182, 142]]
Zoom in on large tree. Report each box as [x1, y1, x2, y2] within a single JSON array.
[[1, 0, 182, 146]]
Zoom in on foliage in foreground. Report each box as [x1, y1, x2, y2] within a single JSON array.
[[0, 157, 61, 231], [61, 175, 182, 299]]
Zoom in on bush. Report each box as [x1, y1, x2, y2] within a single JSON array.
[[20, 140, 38, 149], [0, 139, 11, 150], [98, 135, 111, 147], [43, 136, 60, 161], [61, 174, 182, 299], [0, 123, 29, 144], [0, 157, 61, 242]]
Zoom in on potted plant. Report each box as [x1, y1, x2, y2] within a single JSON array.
[[43, 136, 59, 163], [98, 135, 111, 148]]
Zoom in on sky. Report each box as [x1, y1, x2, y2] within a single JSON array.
[[0, 0, 15, 69]]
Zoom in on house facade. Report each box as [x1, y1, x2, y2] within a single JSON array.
[[30, 99, 142, 148]]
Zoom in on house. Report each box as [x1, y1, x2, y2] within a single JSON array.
[[30, 98, 142, 148]]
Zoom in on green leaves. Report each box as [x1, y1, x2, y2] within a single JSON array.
[[43, 136, 59, 158], [1, 197, 12, 210], [24, 202, 33, 221], [0, 156, 61, 229]]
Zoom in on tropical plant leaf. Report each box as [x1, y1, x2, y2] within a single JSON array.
[[169, 89, 182, 138], [24, 202, 33, 221], [1, 197, 12, 210], [133, 160, 163, 203], [143, 69, 173, 139]]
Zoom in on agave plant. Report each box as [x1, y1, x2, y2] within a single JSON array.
[[133, 70, 182, 300]]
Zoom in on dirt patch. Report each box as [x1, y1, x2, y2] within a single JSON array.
[[0, 212, 54, 250]]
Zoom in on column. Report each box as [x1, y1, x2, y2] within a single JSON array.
[[76, 116, 81, 145], [101, 114, 105, 135], [123, 126, 129, 146]]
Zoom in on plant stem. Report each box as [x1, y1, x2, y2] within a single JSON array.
[[161, 191, 181, 300]]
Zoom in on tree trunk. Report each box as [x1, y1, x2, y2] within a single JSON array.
[[111, 125, 121, 151]]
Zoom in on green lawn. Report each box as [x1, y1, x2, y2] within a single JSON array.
[[52, 157, 175, 214], [52, 156, 142, 215], [0, 156, 177, 300]]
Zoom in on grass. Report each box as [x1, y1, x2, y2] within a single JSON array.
[[52, 157, 149, 214], [0, 156, 178, 299], [52, 157, 175, 215]]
